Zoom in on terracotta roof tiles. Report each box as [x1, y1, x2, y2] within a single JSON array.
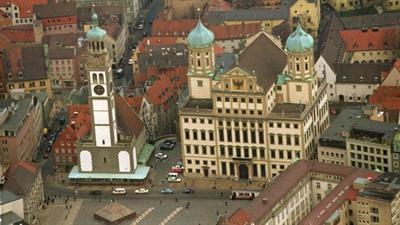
[[145, 76, 177, 108], [0, 25, 35, 43], [369, 86, 400, 111], [0, 0, 48, 18], [340, 27, 400, 52]]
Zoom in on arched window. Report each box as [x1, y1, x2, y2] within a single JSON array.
[[305, 63, 309, 71], [101, 41, 104, 50], [296, 63, 300, 72], [96, 42, 100, 50], [99, 73, 104, 84], [197, 59, 201, 67], [92, 73, 97, 84], [206, 59, 210, 66]]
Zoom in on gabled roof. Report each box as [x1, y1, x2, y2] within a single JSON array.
[[102, 21, 123, 40], [4, 161, 40, 196], [145, 76, 176, 107], [77, 5, 124, 26], [124, 96, 143, 113], [340, 11, 400, 29], [138, 37, 179, 52], [33, 2, 76, 18], [0, 190, 21, 205], [151, 19, 197, 37], [115, 94, 144, 138], [340, 27, 400, 52], [0, 25, 35, 43], [333, 63, 391, 84], [369, 86, 400, 111], [208, 8, 288, 24], [316, 14, 345, 64], [239, 32, 286, 90]]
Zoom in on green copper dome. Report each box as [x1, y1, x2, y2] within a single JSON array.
[[187, 19, 215, 48], [285, 23, 314, 53], [86, 12, 106, 40]]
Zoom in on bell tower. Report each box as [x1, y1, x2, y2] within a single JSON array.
[[86, 12, 118, 147], [187, 13, 215, 99]]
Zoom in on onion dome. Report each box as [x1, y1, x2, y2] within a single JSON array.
[[86, 12, 106, 40], [187, 19, 215, 48], [285, 23, 314, 53]]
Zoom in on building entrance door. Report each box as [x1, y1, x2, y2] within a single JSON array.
[[203, 168, 209, 177], [239, 164, 249, 179]]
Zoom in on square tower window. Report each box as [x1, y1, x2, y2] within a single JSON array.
[[197, 80, 203, 87]]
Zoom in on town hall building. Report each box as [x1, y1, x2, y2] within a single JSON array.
[[179, 19, 330, 181]]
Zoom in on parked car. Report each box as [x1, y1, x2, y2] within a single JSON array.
[[112, 188, 126, 195], [175, 161, 183, 168], [89, 190, 102, 196], [161, 188, 174, 194], [142, 31, 148, 37], [128, 59, 133, 65], [170, 167, 183, 174], [160, 142, 175, 150], [155, 153, 167, 159], [136, 23, 144, 30], [164, 139, 176, 146], [134, 188, 149, 194], [44, 153, 49, 159], [167, 177, 181, 183], [183, 188, 194, 194]]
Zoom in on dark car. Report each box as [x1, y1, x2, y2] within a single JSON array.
[[160, 142, 174, 150], [164, 139, 176, 146], [142, 31, 148, 37], [183, 188, 194, 194], [89, 190, 102, 196]]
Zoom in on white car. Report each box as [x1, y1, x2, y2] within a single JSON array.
[[112, 188, 126, 195], [167, 177, 181, 183], [128, 59, 133, 65], [134, 188, 149, 194], [155, 153, 167, 159]]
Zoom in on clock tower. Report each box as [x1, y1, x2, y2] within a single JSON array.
[[86, 12, 118, 147]]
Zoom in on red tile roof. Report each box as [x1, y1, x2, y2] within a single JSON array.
[[138, 37, 179, 52], [0, 0, 48, 18], [369, 86, 400, 110], [163, 66, 188, 90], [124, 95, 143, 113], [340, 27, 400, 52], [208, 0, 232, 11], [214, 43, 224, 55], [227, 160, 379, 225], [5, 45, 22, 75], [145, 75, 177, 108], [151, 19, 197, 37], [0, 25, 35, 43], [394, 58, 400, 71], [0, 33, 11, 50], [115, 94, 144, 138], [210, 23, 260, 40]]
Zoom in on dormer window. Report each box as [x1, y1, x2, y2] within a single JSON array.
[[360, 76, 364, 81], [368, 42, 373, 49], [18, 71, 23, 79]]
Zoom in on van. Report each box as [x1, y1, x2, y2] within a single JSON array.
[[167, 172, 178, 179], [112, 188, 126, 195]]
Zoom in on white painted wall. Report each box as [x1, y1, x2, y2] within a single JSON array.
[[1, 197, 24, 218], [118, 151, 131, 172], [92, 99, 109, 110], [335, 83, 378, 102], [189, 77, 211, 99], [94, 111, 110, 124], [315, 56, 337, 100], [95, 126, 111, 146], [132, 147, 137, 169], [80, 150, 93, 171]]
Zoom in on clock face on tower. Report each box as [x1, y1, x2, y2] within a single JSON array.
[[94, 85, 105, 95]]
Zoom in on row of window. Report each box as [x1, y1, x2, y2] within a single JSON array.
[[8, 81, 47, 89], [219, 146, 265, 159], [220, 162, 267, 178], [350, 161, 389, 172], [349, 144, 388, 156], [269, 122, 299, 129], [183, 117, 213, 124], [217, 108, 263, 115], [269, 134, 300, 146], [184, 130, 214, 141], [186, 159, 216, 166], [350, 153, 389, 164], [216, 96, 263, 104], [270, 149, 301, 160], [219, 129, 264, 144], [44, 24, 74, 32], [218, 120, 263, 128], [185, 145, 215, 155], [50, 60, 72, 65]]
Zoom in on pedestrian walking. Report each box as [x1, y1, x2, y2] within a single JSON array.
[[225, 201, 228, 206]]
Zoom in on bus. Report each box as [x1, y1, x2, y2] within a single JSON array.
[[230, 190, 260, 200]]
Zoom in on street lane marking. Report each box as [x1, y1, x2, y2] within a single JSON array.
[[132, 207, 154, 225], [158, 207, 183, 225]]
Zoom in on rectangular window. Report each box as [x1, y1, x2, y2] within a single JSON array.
[[286, 136, 291, 145], [202, 146, 207, 155], [296, 85, 302, 92], [260, 148, 265, 158], [278, 135, 283, 145], [269, 135, 275, 144], [230, 163, 235, 175], [197, 80, 203, 87], [209, 131, 214, 141], [244, 148, 249, 158], [201, 131, 206, 140], [260, 164, 266, 177], [227, 129, 232, 142], [258, 131, 264, 144], [221, 162, 227, 175], [279, 150, 284, 159], [235, 130, 240, 142], [219, 129, 224, 141], [193, 131, 198, 140], [228, 147, 233, 156], [243, 130, 248, 143], [271, 149, 276, 158], [294, 136, 299, 146], [220, 146, 225, 156], [251, 131, 256, 143], [236, 147, 241, 157], [186, 145, 191, 154], [210, 146, 215, 155], [252, 148, 257, 158], [253, 164, 258, 177], [185, 130, 190, 140]]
